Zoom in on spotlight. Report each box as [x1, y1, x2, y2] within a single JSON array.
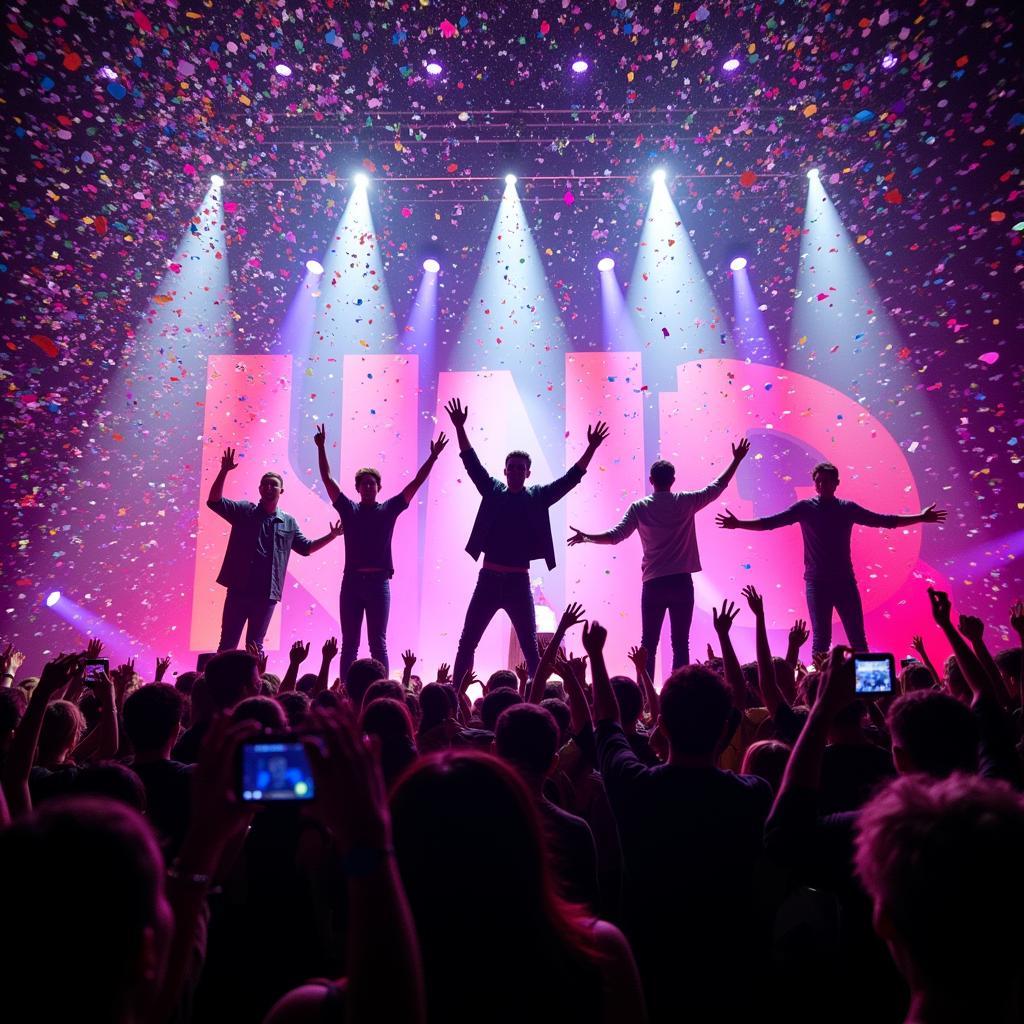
[[571, 59, 589, 73], [597, 257, 615, 272], [651, 168, 667, 184], [722, 58, 741, 72], [504, 174, 517, 186], [806, 167, 820, 180], [46, 591, 61, 608], [274, 63, 292, 77], [730, 256, 748, 272], [425, 62, 443, 75], [306, 259, 324, 275], [881, 53, 898, 70], [353, 172, 369, 188], [422, 258, 441, 274], [210, 174, 224, 187]]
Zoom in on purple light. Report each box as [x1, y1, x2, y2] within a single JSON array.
[[881, 53, 898, 70], [722, 58, 741, 72], [423, 258, 441, 274], [275, 63, 293, 77], [730, 256, 748, 272], [425, 62, 443, 76], [597, 257, 615, 272], [46, 590, 61, 608], [571, 59, 589, 73], [306, 259, 324, 275]]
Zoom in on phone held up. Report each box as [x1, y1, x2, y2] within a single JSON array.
[[852, 653, 896, 698], [237, 737, 316, 803]]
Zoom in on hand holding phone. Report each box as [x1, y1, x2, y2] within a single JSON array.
[[853, 653, 896, 697], [237, 737, 316, 803], [83, 659, 109, 685]]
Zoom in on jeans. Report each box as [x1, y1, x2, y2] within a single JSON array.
[[640, 572, 695, 682], [340, 572, 392, 679], [806, 576, 867, 655], [452, 570, 540, 690], [218, 588, 278, 655]]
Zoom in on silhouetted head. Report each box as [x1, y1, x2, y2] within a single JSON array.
[[362, 678, 405, 711], [346, 657, 387, 709], [658, 665, 733, 758], [887, 690, 978, 777], [855, 774, 1024, 1001], [540, 697, 571, 746], [203, 650, 261, 711], [232, 695, 287, 731], [361, 697, 417, 787], [741, 740, 791, 795], [0, 796, 173, 1022], [899, 664, 935, 694], [418, 683, 456, 733], [495, 703, 559, 780], [504, 451, 532, 493], [276, 690, 311, 728], [486, 669, 519, 693], [38, 700, 85, 765], [73, 762, 147, 812], [123, 683, 184, 756], [481, 688, 523, 731], [649, 459, 676, 491], [611, 675, 643, 728], [354, 467, 382, 504], [812, 462, 840, 500]]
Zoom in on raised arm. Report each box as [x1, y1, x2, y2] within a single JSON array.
[[444, 398, 472, 453], [957, 614, 1012, 709], [568, 504, 638, 548], [742, 586, 786, 717], [785, 619, 809, 672], [574, 421, 609, 473], [583, 620, 618, 725], [313, 424, 343, 504], [207, 447, 237, 505], [279, 640, 310, 693], [927, 588, 998, 707], [691, 438, 751, 511], [716, 502, 802, 532], [627, 646, 659, 724], [555, 651, 593, 736], [402, 433, 448, 505], [528, 602, 585, 705], [293, 520, 343, 557], [71, 670, 119, 762], [314, 637, 339, 696], [711, 600, 746, 712]]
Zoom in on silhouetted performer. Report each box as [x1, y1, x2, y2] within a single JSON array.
[[569, 439, 750, 678], [207, 447, 342, 655], [315, 424, 447, 678], [446, 397, 608, 688], [716, 461, 946, 654]]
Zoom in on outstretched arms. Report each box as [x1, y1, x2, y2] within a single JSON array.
[[716, 502, 801, 532], [313, 424, 343, 504], [401, 433, 448, 505], [850, 502, 947, 529], [568, 505, 638, 548], [207, 447, 237, 505]]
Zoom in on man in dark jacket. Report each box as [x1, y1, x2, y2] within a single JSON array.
[[445, 398, 607, 686], [206, 447, 342, 654]]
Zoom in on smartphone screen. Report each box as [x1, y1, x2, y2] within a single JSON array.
[[238, 740, 315, 803], [83, 659, 108, 684], [853, 654, 896, 696]]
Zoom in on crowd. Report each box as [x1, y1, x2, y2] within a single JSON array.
[[2, 587, 1023, 1023]]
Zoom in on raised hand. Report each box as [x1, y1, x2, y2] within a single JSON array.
[[220, 447, 238, 472], [559, 601, 586, 633], [155, 655, 172, 682], [86, 637, 104, 660], [246, 642, 269, 675], [582, 620, 608, 657], [322, 636, 339, 662], [37, 653, 83, 699], [731, 437, 751, 461], [289, 640, 311, 666], [567, 526, 590, 547], [111, 658, 136, 697], [402, 649, 417, 670], [815, 646, 856, 718], [627, 645, 648, 673], [910, 634, 927, 658], [741, 585, 764, 617], [444, 397, 468, 427], [430, 432, 449, 458], [314, 423, 327, 448], [789, 619, 810, 649], [459, 668, 479, 694], [586, 421, 610, 449], [957, 614, 984, 644], [514, 661, 529, 686], [919, 503, 947, 524], [712, 599, 741, 636], [436, 663, 451, 684], [927, 587, 953, 628], [328, 520, 344, 539], [715, 508, 740, 530], [0, 643, 25, 680]]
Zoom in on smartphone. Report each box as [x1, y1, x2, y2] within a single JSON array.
[[900, 657, 919, 670], [237, 738, 315, 803], [853, 653, 896, 696], [196, 652, 216, 673], [83, 659, 109, 684]]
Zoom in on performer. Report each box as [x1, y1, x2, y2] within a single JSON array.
[[568, 439, 751, 679], [715, 461, 947, 654], [207, 447, 342, 655], [315, 424, 448, 678], [445, 397, 608, 688]]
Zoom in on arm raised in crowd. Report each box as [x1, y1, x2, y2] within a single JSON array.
[[927, 588, 998, 707], [742, 586, 786, 717], [627, 645, 659, 724], [909, 634, 942, 690], [957, 614, 1013, 709], [712, 599, 747, 713], [315, 637, 339, 696], [583, 620, 618, 725], [528, 602, 585, 705], [280, 640, 310, 693]]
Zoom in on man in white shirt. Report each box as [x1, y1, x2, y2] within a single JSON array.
[[569, 439, 750, 679]]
